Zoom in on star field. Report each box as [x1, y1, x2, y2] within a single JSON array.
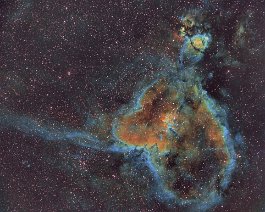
[[1, 0, 265, 211]]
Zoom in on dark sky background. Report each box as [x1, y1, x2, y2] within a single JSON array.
[[0, 0, 265, 211]]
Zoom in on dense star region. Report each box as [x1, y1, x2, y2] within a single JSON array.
[[1, 0, 265, 211]]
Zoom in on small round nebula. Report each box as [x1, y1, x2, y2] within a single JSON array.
[[180, 34, 212, 65]]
